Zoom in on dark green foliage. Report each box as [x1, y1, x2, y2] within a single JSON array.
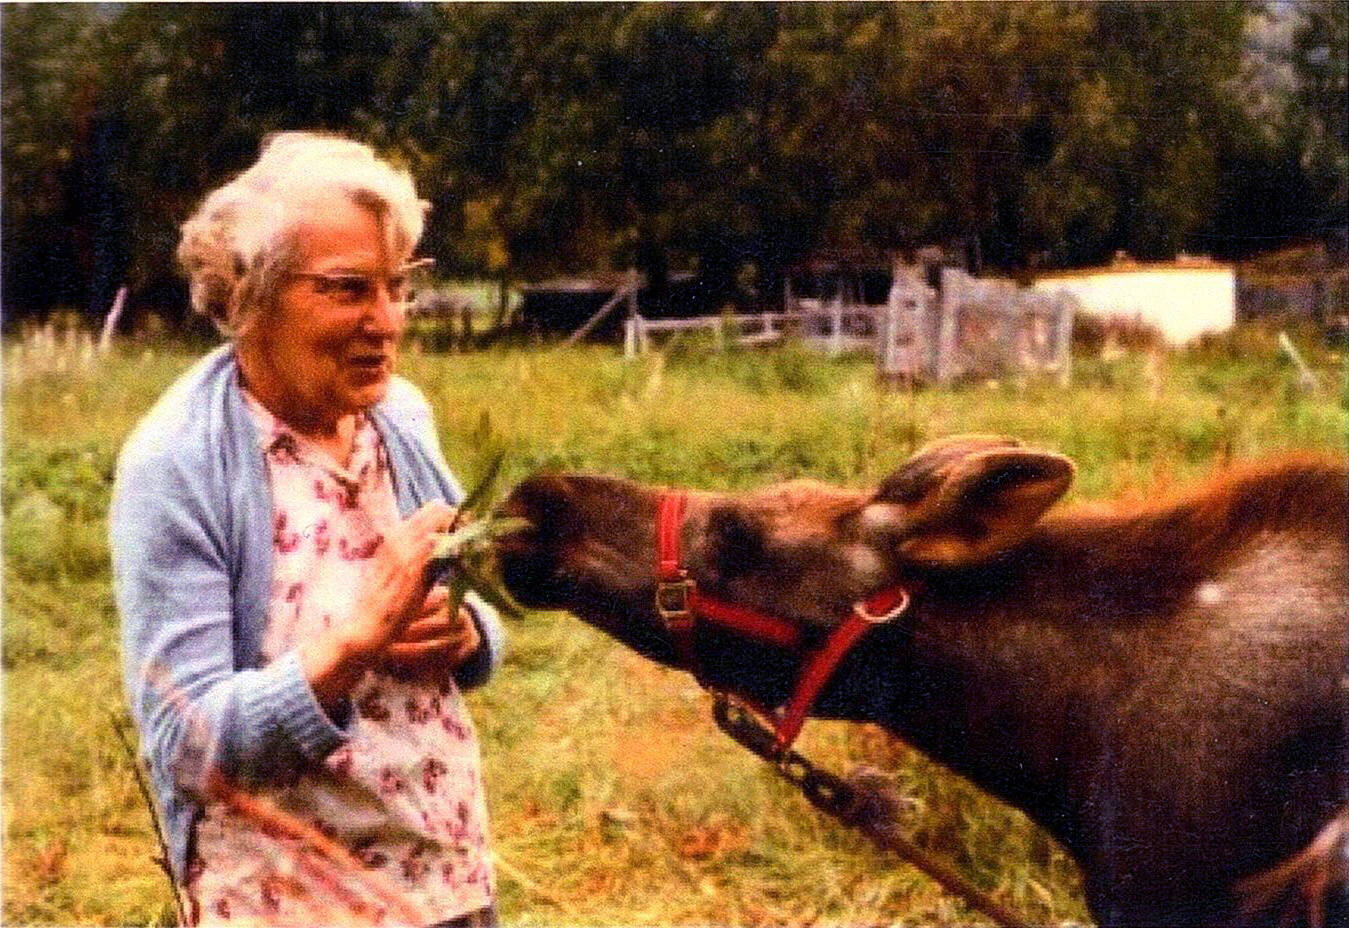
[[3, 3, 1346, 322]]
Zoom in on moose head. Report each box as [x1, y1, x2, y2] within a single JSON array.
[[500, 434, 1072, 658]]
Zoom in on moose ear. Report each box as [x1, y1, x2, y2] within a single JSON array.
[[866, 436, 1074, 566]]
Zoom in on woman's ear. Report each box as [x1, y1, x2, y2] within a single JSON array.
[[864, 436, 1074, 567]]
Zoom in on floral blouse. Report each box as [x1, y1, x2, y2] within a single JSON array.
[[186, 393, 494, 926]]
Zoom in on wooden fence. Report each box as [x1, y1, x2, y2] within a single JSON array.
[[621, 266, 1076, 384]]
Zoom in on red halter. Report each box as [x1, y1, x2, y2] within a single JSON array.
[[655, 491, 912, 757]]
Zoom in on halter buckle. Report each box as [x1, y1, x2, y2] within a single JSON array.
[[656, 576, 696, 629]]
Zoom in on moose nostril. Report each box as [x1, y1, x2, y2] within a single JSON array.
[[498, 475, 577, 606]]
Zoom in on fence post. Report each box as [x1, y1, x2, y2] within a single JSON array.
[[623, 317, 638, 359], [936, 301, 956, 384], [926, 288, 940, 380], [936, 269, 963, 384], [568, 272, 639, 345], [1054, 295, 1074, 386], [877, 287, 902, 382], [830, 294, 843, 357], [999, 289, 1017, 372], [1278, 330, 1318, 392], [98, 285, 128, 355]]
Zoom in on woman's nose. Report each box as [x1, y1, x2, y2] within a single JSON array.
[[362, 281, 406, 335]]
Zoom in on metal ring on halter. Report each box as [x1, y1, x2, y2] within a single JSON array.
[[853, 588, 911, 624]]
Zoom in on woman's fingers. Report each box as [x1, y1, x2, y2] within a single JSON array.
[[394, 603, 472, 644], [321, 503, 463, 675], [379, 623, 480, 680], [420, 585, 450, 614], [406, 501, 457, 537], [378, 637, 452, 682], [383, 603, 481, 669], [382, 504, 458, 610], [383, 502, 455, 563], [394, 589, 454, 641], [400, 614, 452, 643], [384, 637, 458, 661]]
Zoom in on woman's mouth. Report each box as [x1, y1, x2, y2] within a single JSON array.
[[348, 350, 391, 369], [346, 353, 391, 379]]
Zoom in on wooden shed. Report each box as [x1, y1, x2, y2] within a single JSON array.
[[1032, 254, 1236, 345]]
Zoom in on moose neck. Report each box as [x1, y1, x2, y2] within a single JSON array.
[[856, 530, 1139, 856], [808, 464, 1344, 866]]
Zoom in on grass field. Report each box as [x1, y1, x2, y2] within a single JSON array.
[[3, 323, 1344, 926]]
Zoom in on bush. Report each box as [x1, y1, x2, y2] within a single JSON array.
[[2, 444, 115, 582], [1071, 313, 1165, 354]]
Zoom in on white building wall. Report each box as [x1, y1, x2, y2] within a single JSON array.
[[1032, 266, 1236, 344]]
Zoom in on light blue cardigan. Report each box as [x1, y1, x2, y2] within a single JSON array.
[[111, 345, 504, 881]]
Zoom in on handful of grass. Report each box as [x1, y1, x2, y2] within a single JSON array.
[[430, 451, 531, 620]]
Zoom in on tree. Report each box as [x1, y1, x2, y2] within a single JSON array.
[[2, 2, 1339, 322], [2, 5, 102, 316], [1292, 0, 1348, 232], [3, 4, 449, 321]]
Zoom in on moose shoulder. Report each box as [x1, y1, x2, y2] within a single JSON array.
[[499, 437, 1347, 927]]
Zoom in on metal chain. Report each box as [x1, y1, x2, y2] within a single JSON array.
[[712, 694, 1034, 928], [107, 710, 188, 927]]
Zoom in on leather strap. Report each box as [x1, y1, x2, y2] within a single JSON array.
[[685, 593, 802, 649], [654, 490, 912, 756], [657, 492, 687, 581], [655, 492, 698, 671], [772, 587, 909, 753]]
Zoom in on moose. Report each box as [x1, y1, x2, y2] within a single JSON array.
[[498, 436, 1347, 927]]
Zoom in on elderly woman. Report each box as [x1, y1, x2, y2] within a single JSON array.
[[112, 133, 504, 927]]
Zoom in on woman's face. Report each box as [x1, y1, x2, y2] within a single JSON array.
[[246, 194, 411, 426]]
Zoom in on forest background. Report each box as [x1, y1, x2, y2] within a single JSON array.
[[3, 2, 1346, 327]]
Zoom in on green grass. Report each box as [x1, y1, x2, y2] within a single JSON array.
[[3, 325, 1344, 926]]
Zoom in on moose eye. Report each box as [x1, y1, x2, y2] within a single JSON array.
[[706, 506, 766, 579]]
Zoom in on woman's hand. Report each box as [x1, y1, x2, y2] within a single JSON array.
[[378, 586, 482, 683], [300, 501, 455, 710]]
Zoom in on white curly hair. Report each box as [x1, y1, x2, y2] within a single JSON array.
[[176, 131, 427, 335]]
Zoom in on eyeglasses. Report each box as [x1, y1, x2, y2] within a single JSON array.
[[289, 258, 433, 306]]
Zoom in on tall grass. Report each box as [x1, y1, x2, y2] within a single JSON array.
[[4, 325, 1344, 926]]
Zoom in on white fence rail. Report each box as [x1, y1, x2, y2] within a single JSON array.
[[622, 307, 871, 357]]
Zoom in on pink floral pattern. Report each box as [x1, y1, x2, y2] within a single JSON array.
[[358, 688, 392, 722], [423, 759, 448, 793], [187, 391, 493, 925]]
